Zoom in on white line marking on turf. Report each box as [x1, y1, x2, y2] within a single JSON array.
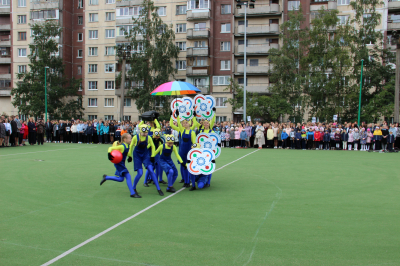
[[41, 149, 260, 266], [0, 146, 98, 157]]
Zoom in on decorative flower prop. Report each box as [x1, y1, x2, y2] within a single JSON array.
[[170, 97, 194, 122], [187, 148, 215, 175], [194, 94, 216, 120], [196, 133, 221, 158]]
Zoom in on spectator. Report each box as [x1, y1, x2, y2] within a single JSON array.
[[28, 118, 37, 145], [45, 119, 52, 143], [36, 118, 45, 145]]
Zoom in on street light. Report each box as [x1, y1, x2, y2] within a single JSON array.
[[45, 66, 49, 122], [236, 0, 255, 123], [117, 44, 131, 122], [392, 30, 400, 123]]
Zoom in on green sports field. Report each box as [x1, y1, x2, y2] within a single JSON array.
[[0, 144, 399, 266]]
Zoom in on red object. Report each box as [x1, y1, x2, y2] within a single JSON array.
[[110, 150, 123, 164]]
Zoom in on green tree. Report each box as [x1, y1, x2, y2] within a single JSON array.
[[123, 0, 180, 117], [345, 0, 394, 122], [11, 21, 83, 119], [363, 76, 395, 122], [225, 79, 291, 121], [268, 6, 310, 120]]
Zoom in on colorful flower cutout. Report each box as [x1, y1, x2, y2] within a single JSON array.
[[170, 97, 194, 122], [194, 94, 216, 120], [187, 148, 215, 175], [196, 133, 221, 158]]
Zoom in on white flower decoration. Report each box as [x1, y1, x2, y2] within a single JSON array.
[[187, 148, 215, 175]]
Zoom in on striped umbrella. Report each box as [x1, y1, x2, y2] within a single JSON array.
[[150, 81, 201, 96]]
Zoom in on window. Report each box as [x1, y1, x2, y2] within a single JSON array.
[[238, 78, 248, 85], [88, 47, 98, 56], [106, 0, 115, 3], [216, 116, 227, 122], [78, 82, 82, 91], [193, 56, 207, 66], [18, 48, 27, 57], [105, 98, 114, 107], [89, 30, 98, 39], [77, 49, 83, 58], [187, 0, 210, 9], [78, 16, 83, 25], [176, 60, 186, 70], [363, 14, 372, 24], [18, 15, 26, 24], [124, 98, 132, 107], [337, 0, 350, 5], [194, 22, 206, 30], [105, 12, 115, 21], [238, 59, 244, 64], [89, 0, 98, 5], [30, 10, 57, 19], [105, 64, 115, 73], [88, 64, 97, 73], [18, 32, 26, 41], [176, 24, 186, 33], [18, 65, 26, 73], [105, 29, 115, 38], [221, 23, 231, 33], [176, 5, 187, 15], [77, 66, 82, 75], [78, 0, 83, 8], [78, 33, 83, 41], [220, 60, 230, 70], [104, 115, 114, 120], [105, 46, 115, 55], [18, 0, 26, 7], [88, 98, 98, 107], [238, 20, 248, 26], [105, 81, 115, 90], [1, 0, 10, 5], [89, 13, 98, 22], [194, 41, 207, 47], [157, 6, 166, 16], [118, 25, 135, 36], [176, 42, 186, 51], [213, 76, 230, 86], [216, 97, 227, 107], [337, 15, 348, 25], [220, 42, 230, 51], [88, 115, 98, 120], [117, 7, 143, 17], [123, 116, 131, 121], [221, 4, 231, 14], [288, 1, 300, 10], [249, 59, 258, 66], [88, 81, 98, 90]]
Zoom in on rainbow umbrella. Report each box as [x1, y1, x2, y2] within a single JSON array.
[[150, 81, 201, 96]]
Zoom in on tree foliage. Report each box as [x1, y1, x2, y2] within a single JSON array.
[[11, 21, 83, 119], [124, 0, 180, 117]]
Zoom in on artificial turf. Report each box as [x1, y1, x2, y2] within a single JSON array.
[[0, 144, 399, 266]]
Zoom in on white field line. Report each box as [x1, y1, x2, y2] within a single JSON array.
[[0, 146, 98, 157], [41, 149, 260, 266]]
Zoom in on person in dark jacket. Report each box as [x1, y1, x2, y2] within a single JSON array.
[[10, 116, 18, 146], [85, 122, 94, 144], [36, 118, 45, 145], [27, 118, 37, 145], [59, 120, 65, 143], [323, 129, 330, 150], [295, 131, 302, 150], [387, 130, 395, 151], [45, 119, 52, 142]]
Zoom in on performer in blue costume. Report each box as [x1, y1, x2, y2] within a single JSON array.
[[128, 124, 164, 197], [170, 116, 196, 188], [144, 128, 167, 186], [101, 133, 140, 198], [151, 134, 185, 193], [187, 143, 212, 191]]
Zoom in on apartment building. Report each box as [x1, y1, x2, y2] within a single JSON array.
[[0, 0, 12, 115]]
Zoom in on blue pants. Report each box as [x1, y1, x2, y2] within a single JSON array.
[[167, 168, 178, 187], [181, 165, 189, 184], [105, 172, 135, 196], [134, 165, 160, 190], [144, 163, 165, 182], [190, 174, 209, 189]]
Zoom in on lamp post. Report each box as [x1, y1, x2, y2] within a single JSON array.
[[45, 66, 49, 122], [236, 0, 255, 123], [358, 59, 364, 126], [117, 44, 131, 122]]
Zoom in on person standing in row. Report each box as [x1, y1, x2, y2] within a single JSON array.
[[46, 119, 52, 142], [36, 118, 45, 145], [28, 118, 37, 145]]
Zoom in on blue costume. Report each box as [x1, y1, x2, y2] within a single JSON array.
[[178, 129, 193, 185], [102, 143, 137, 197], [190, 174, 210, 189], [144, 136, 165, 184]]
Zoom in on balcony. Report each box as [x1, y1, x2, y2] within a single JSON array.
[[234, 4, 280, 17], [0, 6, 10, 14], [31, 0, 59, 10], [236, 24, 279, 36], [186, 66, 209, 76], [0, 54, 11, 64], [186, 28, 210, 39], [310, 1, 337, 11], [245, 84, 270, 94], [0, 74, 11, 79], [236, 43, 279, 55], [389, 1, 400, 10], [0, 36, 10, 46], [116, 0, 143, 7], [236, 64, 271, 75], [0, 24, 11, 31], [0, 88, 11, 96], [196, 85, 209, 94], [187, 10, 210, 20], [186, 47, 209, 57]]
